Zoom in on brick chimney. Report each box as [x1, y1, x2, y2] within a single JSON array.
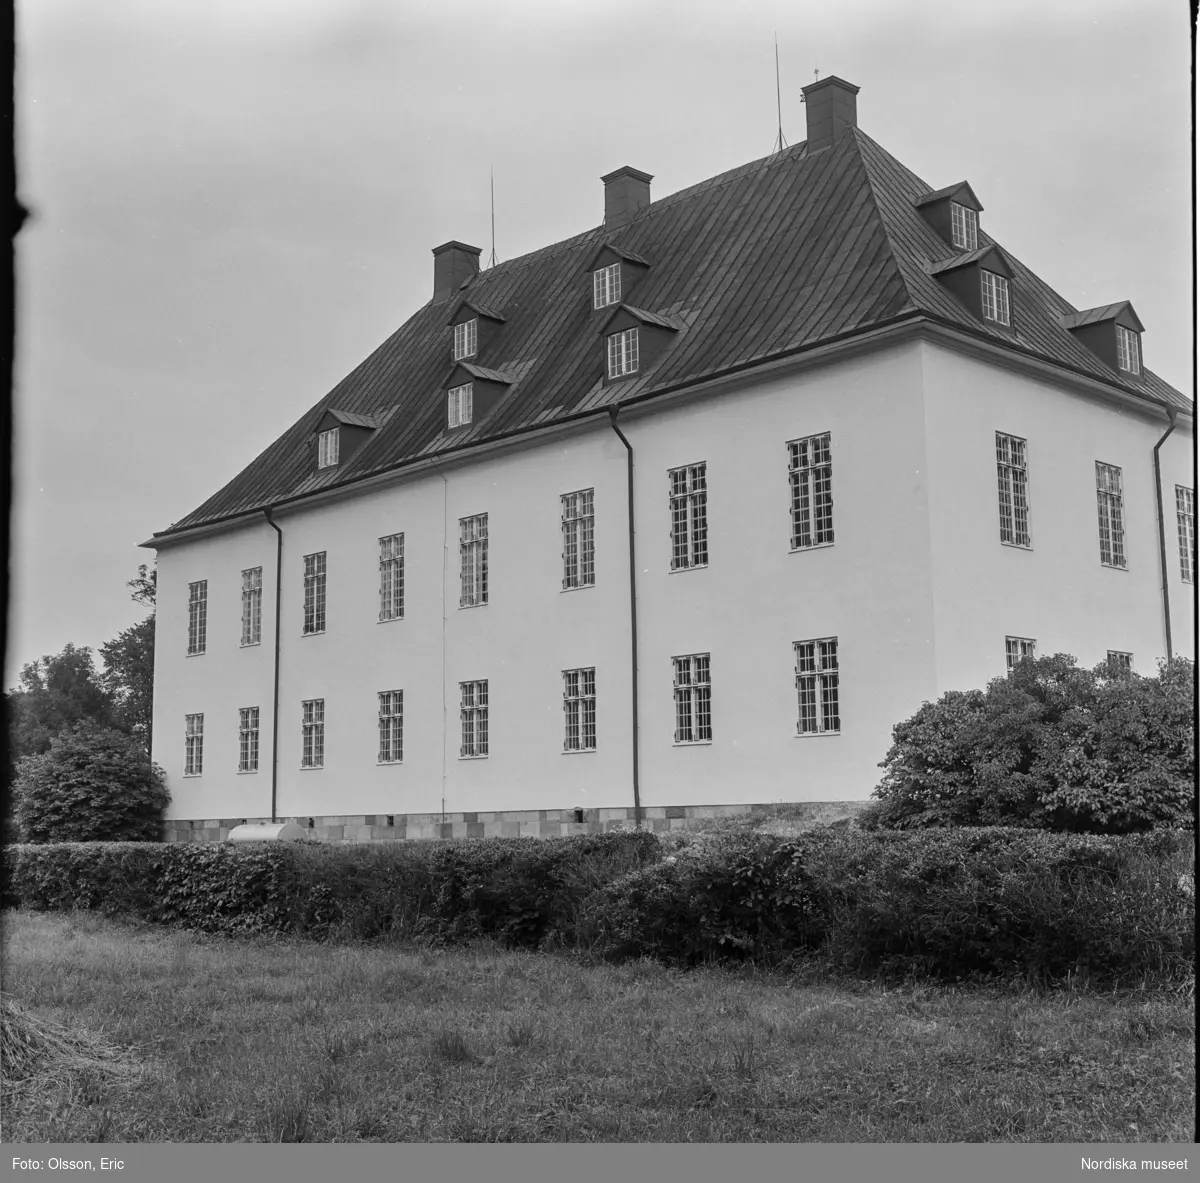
[[801, 76, 860, 153], [601, 166, 653, 229], [432, 241, 482, 304]]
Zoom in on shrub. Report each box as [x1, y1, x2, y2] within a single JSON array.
[[862, 655, 1195, 833], [14, 724, 169, 843]]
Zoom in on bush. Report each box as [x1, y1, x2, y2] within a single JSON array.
[[14, 724, 169, 843], [861, 655, 1195, 833]]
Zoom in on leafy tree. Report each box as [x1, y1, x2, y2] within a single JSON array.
[[6, 643, 115, 762], [99, 562, 156, 754]]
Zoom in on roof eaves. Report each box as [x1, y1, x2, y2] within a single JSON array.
[[914, 180, 983, 211]]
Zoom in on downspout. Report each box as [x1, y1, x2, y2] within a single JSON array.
[[607, 406, 642, 831], [263, 508, 284, 823], [1152, 408, 1179, 667]]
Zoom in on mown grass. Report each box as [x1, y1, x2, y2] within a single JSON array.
[[1, 908, 1192, 1143]]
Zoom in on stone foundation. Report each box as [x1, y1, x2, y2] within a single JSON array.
[[161, 800, 868, 843]]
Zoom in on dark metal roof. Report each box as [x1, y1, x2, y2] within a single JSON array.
[[926, 245, 1007, 275], [600, 304, 681, 332], [1060, 302, 1144, 332], [914, 180, 983, 210], [325, 409, 382, 428], [449, 298, 507, 324], [155, 129, 1188, 540], [458, 363, 515, 383]]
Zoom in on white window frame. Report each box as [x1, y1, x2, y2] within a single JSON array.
[[460, 680, 489, 758], [561, 489, 595, 590], [187, 580, 207, 656], [980, 270, 1011, 327], [672, 653, 712, 744], [1005, 636, 1036, 671], [379, 533, 404, 621], [995, 432, 1031, 548], [794, 638, 840, 736], [950, 202, 978, 251], [1106, 651, 1133, 674], [301, 699, 325, 769], [563, 668, 597, 752], [238, 706, 259, 773], [1095, 462, 1126, 569], [593, 262, 621, 310], [184, 713, 204, 776], [318, 428, 340, 469], [788, 433, 834, 550], [303, 551, 327, 634], [241, 567, 262, 646], [1115, 325, 1140, 375], [607, 327, 639, 378], [459, 514, 488, 607], [448, 382, 474, 429], [378, 690, 403, 764], [1176, 486, 1195, 583], [453, 318, 478, 361], [669, 463, 708, 570]]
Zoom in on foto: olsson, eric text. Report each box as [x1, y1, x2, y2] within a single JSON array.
[[11, 1161, 124, 1171]]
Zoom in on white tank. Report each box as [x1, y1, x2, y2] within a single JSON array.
[[226, 822, 307, 842]]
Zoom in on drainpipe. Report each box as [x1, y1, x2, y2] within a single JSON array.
[[1152, 409, 1179, 667], [263, 508, 284, 823], [607, 406, 642, 831]]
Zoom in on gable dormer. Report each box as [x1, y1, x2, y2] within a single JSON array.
[[445, 362, 514, 432], [313, 410, 380, 470], [599, 304, 678, 384], [916, 182, 984, 251], [586, 243, 650, 312], [448, 299, 506, 362], [1060, 302, 1145, 377], [928, 245, 1014, 332]]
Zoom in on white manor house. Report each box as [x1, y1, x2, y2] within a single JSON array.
[[145, 77, 1195, 842]]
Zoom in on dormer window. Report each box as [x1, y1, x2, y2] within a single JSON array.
[[594, 262, 621, 310], [447, 382, 474, 429], [453, 319, 478, 361], [607, 327, 639, 378], [1060, 302, 1145, 378], [1116, 324, 1140, 375], [317, 428, 340, 468], [950, 202, 978, 250], [980, 270, 1010, 327]]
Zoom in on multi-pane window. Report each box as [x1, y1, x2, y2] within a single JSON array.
[[672, 654, 712, 744], [1115, 325, 1140, 375], [607, 328, 639, 378], [318, 428, 340, 469], [459, 514, 489, 607], [378, 690, 403, 763], [995, 433, 1031, 547], [448, 382, 474, 429], [303, 552, 327, 634], [379, 533, 404, 621], [669, 463, 708, 570], [1095, 463, 1126, 569], [561, 489, 595, 589], [460, 680, 489, 758], [453, 319, 478, 361], [1176, 486, 1195, 583], [794, 639, 840, 735], [241, 567, 262, 646], [980, 270, 1011, 327], [184, 713, 204, 776], [301, 699, 325, 768], [563, 668, 597, 752], [238, 707, 259, 773], [788, 433, 834, 549], [1107, 651, 1133, 674], [593, 262, 621, 310], [950, 202, 978, 251], [187, 580, 208, 655], [1005, 636, 1036, 671]]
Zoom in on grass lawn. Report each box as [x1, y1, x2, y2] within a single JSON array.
[[1, 908, 1193, 1143]]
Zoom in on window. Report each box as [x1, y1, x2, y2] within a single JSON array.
[[1095, 463, 1126, 569], [184, 713, 204, 776], [448, 382, 474, 429], [301, 699, 325, 768], [459, 514, 488, 607], [1176, 486, 1195, 583], [995, 433, 1030, 547], [593, 262, 621, 310], [238, 707, 259, 773], [1115, 325, 1140, 375], [788, 433, 834, 549], [795, 639, 840, 735], [378, 690, 403, 763], [303, 552, 327, 633], [379, 533, 404, 621], [980, 270, 1010, 326], [241, 567, 262, 646], [1107, 651, 1133, 674], [669, 463, 708, 570], [453, 319, 478, 361], [607, 328, 639, 378], [950, 202, 978, 251], [1005, 636, 1036, 671], [561, 489, 595, 589], [187, 580, 207, 655], [562, 668, 597, 752], [672, 654, 712, 744], [460, 680, 489, 757], [318, 428, 340, 468]]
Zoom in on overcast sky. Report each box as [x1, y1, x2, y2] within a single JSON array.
[[9, 0, 1193, 687]]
